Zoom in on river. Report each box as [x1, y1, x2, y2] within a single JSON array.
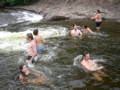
[[0, 8, 120, 90]]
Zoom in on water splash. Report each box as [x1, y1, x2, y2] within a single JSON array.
[[73, 55, 83, 66], [0, 10, 43, 27], [0, 26, 67, 52]]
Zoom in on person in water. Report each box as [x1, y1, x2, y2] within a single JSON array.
[[91, 10, 102, 30], [19, 64, 45, 84], [33, 29, 45, 54], [81, 51, 104, 71], [26, 33, 37, 64], [71, 24, 82, 39], [81, 52, 114, 82], [83, 25, 93, 33], [81, 52, 108, 82]]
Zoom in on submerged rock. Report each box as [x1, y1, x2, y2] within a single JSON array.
[[69, 80, 86, 89]]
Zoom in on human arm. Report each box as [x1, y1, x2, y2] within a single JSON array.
[[77, 26, 81, 28], [79, 30, 82, 36], [81, 61, 104, 71], [19, 74, 24, 80], [41, 36, 45, 44], [87, 28, 93, 33], [91, 15, 97, 20]]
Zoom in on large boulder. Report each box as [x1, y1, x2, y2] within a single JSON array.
[[11, 0, 120, 20]]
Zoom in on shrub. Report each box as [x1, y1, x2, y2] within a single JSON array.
[[1, 0, 30, 6]]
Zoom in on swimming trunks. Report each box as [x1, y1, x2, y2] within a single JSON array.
[[37, 45, 44, 54], [96, 22, 102, 27], [26, 55, 38, 63]]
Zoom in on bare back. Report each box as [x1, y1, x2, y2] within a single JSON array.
[[34, 35, 45, 46]]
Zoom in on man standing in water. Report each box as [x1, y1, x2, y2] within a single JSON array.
[[26, 33, 37, 64], [91, 10, 102, 30], [81, 52, 104, 71]]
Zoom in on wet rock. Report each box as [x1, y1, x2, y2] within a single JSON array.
[[11, 0, 120, 20], [116, 20, 120, 23], [49, 16, 69, 21]]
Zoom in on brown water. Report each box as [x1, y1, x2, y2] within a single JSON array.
[[0, 9, 120, 90]]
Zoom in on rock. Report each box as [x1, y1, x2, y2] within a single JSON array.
[[49, 16, 69, 21], [116, 20, 120, 23], [69, 80, 86, 89], [10, 0, 120, 20]]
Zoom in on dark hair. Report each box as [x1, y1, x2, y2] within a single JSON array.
[[19, 64, 25, 70], [19, 64, 28, 77], [97, 10, 100, 13], [83, 51, 89, 57], [27, 33, 33, 40], [84, 25, 88, 28], [72, 24, 76, 27], [33, 29, 38, 35]]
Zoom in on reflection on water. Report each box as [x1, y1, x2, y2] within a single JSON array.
[[0, 9, 120, 90]]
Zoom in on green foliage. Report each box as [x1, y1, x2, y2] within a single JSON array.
[[1, 0, 30, 6]]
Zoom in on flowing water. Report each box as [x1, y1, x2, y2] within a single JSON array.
[[0, 8, 120, 90]]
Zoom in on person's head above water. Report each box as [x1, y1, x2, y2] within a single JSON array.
[[19, 64, 28, 74], [96, 10, 100, 14], [73, 24, 78, 30], [33, 29, 38, 36], [72, 24, 77, 27], [83, 51, 90, 60], [84, 25, 88, 28], [26, 33, 33, 40]]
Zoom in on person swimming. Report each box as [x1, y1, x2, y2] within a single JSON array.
[[81, 51, 104, 71], [80, 52, 110, 82], [19, 64, 45, 84], [83, 25, 93, 33], [71, 24, 82, 39]]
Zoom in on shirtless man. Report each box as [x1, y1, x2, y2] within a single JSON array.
[[71, 24, 82, 39], [26, 33, 37, 64], [81, 52, 104, 71], [91, 10, 102, 30], [83, 25, 93, 33]]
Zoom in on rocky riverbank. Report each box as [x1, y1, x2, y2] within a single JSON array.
[[10, 0, 120, 21]]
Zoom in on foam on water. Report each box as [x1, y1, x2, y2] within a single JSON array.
[[73, 55, 83, 66], [13, 11, 43, 23], [93, 59, 106, 62], [0, 26, 67, 52], [0, 10, 43, 27]]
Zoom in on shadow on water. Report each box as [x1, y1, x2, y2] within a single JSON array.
[[0, 9, 120, 90]]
